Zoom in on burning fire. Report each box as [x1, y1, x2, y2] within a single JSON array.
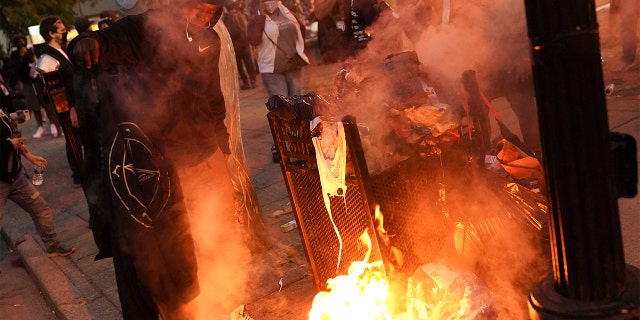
[[308, 206, 492, 320], [309, 206, 400, 320], [308, 230, 393, 320]]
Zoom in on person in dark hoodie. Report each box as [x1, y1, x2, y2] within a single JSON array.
[[69, 0, 237, 318]]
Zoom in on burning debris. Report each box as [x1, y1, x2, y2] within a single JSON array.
[[267, 49, 549, 319], [403, 263, 497, 319], [309, 231, 392, 320]]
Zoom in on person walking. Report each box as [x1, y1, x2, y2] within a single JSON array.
[[69, 0, 251, 317], [248, 0, 309, 97], [0, 108, 75, 257], [223, 0, 258, 90], [248, 0, 309, 161]]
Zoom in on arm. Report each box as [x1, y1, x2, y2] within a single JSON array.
[[18, 143, 48, 169], [68, 13, 147, 69], [247, 14, 266, 47]]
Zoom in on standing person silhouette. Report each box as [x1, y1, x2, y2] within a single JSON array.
[[69, 0, 253, 317], [223, 0, 258, 90], [36, 17, 83, 185]]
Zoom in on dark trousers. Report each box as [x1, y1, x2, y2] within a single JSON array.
[[234, 44, 257, 86]]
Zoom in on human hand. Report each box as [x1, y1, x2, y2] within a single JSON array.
[[70, 107, 79, 127], [30, 156, 47, 169], [73, 38, 100, 69], [9, 137, 26, 149]]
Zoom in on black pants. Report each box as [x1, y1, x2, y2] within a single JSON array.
[[234, 44, 256, 86]]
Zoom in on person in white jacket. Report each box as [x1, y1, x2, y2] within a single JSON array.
[[248, 0, 309, 98]]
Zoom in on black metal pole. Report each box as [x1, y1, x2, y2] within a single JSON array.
[[523, 0, 639, 318]]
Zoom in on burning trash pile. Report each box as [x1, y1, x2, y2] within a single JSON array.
[[267, 51, 550, 319], [331, 51, 466, 173]]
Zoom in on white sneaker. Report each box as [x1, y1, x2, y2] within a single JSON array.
[[50, 124, 59, 137], [33, 126, 45, 138]]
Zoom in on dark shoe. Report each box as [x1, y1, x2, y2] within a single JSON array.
[[47, 245, 76, 257], [271, 144, 280, 163]]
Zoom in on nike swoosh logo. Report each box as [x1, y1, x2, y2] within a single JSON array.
[[198, 45, 210, 53]]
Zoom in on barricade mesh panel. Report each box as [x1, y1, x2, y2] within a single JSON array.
[[269, 112, 452, 291], [370, 156, 453, 274], [269, 113, 382, 291]]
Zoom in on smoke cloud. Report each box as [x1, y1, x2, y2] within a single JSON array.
[[311, 0, 548, 317]]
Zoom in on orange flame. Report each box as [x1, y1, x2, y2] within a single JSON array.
[[309, 206, 405, 320], [308, 206, 492, 319], [308, 230, 393, 320]]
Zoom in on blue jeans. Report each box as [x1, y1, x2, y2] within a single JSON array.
[[0, 167, 58, 248], [261, 68, 303, 98]]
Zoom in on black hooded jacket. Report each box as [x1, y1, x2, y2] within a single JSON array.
[[65, 3, 228, 311], [68, 5, 229, 167]]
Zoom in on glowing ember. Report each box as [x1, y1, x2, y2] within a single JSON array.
[[308, 230, 393, 320]]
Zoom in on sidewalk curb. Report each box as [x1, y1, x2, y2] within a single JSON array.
[[2, 230, 120, 320]]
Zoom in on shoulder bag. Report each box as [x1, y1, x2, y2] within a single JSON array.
[[263, 31, 309, 69]]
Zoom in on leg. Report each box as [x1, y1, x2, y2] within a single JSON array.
[[43, 104, 62, 136], [8, 170, 58, 248], [79, 111, 104, 228], [111, 246, 160, 320], [22, 82, 45, 138], [32, 108, 45, 138], [239, 45, 257, 87], [619, 0, 640, 66], [261, 72, 290, 161], [234, 47, 250, 89], [260, 72, 289, 97], [285, 67, 303, 96], [33, 108, 44, 127], [177, 151, 245, 315]]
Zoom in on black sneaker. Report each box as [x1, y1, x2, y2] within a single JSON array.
[[271, 145, 280, 163], [47, 245, 76, 257]]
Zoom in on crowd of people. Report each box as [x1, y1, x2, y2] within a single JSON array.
[[0, 0, 636, 318]]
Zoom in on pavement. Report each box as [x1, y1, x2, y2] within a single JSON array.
[[1, 5, 639, 319]]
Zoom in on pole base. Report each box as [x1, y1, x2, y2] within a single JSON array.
[[529, 265, 640, 319]]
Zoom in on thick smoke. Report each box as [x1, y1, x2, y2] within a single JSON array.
[[315, 0, 548, 317]]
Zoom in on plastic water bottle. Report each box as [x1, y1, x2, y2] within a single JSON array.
[[605, 83, 615, 96], [32, 165, 44, 186]]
